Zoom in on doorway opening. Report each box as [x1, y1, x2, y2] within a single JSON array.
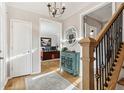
[[81, 3, 113, 38], [39, 18, 62, 74], [39, 18, 81, 89]]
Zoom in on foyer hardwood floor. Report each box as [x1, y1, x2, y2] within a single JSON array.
[[41, 60, 60, 74], [5, 60, 81, 90]]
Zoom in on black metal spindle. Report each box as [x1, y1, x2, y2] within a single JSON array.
[[104, 34, 108, 87], [113, 20, 117, 61], [107, 29, 111, 77], [107, 31, 111, 81], [115, 19, 118, 59], [99, 43, 101, 89], [106, 31, 109, 81], [109, 28, 112, 76], [119, 12, 123, 45], [117, 15, 120, 50], [110, 26, 114, 72], [94, 10, 123, 90], [120, 12, 122, 44], [101, 39, 105, 90], [111, 24, 115, 70], [95, 46, 99, 90], [118, 13, 121, 45]]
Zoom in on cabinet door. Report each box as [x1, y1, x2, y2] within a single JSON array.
[[43, 52, 52, 60], [73, 53, 80, 76], [64, 54, 73, 73]]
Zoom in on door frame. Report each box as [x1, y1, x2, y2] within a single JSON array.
[[80, 2, 112, 38], [10, 19, 32, 78], [39, 18, 62, 73], [0, 2, 8, 89]]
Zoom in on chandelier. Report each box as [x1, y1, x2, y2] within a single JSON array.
[[47, 2, 66, 18]]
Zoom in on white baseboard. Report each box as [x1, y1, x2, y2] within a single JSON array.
[[41, 58, 60, 62], [31, 71, 41, 75]]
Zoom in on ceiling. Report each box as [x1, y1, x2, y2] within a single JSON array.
[[7, 2, 102, 21], [88, 3, 112, 23]]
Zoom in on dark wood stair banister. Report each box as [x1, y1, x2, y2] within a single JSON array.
[[79, 3, 124, 90]]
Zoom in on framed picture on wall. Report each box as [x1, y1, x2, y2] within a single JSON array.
[[41, 37, 51, 47]]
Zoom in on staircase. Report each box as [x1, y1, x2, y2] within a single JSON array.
[[79, 3, 124, 90], [105, 43, 124, 89]]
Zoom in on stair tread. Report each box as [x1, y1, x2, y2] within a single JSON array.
[[122, 66, 124, 69], [118, 78, 124, 86], [105, 44, 124, 90]]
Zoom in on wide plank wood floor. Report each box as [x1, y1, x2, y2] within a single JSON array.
[[5, 60, 81, 90], [41, 60, 60, 74]]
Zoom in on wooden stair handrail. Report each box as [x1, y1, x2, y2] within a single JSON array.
[[79, 3, 124, 90], [95, 3, 124, 46]]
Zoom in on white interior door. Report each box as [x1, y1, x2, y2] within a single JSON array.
[[10, 19, 32, 77], [0, 3, 7, 90]]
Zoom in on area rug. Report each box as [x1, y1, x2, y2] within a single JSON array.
[[25, 72, 78, 90]]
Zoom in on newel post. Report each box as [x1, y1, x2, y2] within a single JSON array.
[[79, 37, 96, 90]]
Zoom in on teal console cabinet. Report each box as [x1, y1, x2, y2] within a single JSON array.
[[61, 52, 80, 76]]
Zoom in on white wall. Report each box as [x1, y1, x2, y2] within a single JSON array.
[[7, 5, 41, 75], [7, 6, 61, 76], [40, 19, 61, 47], [62, 3, 103, 52], [85, 15, 102, 37]]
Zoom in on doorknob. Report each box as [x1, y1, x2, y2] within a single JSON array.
[[0, 50, 2, 53]]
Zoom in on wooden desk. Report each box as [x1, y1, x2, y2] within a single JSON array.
[[41, 51, 60, 61]]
